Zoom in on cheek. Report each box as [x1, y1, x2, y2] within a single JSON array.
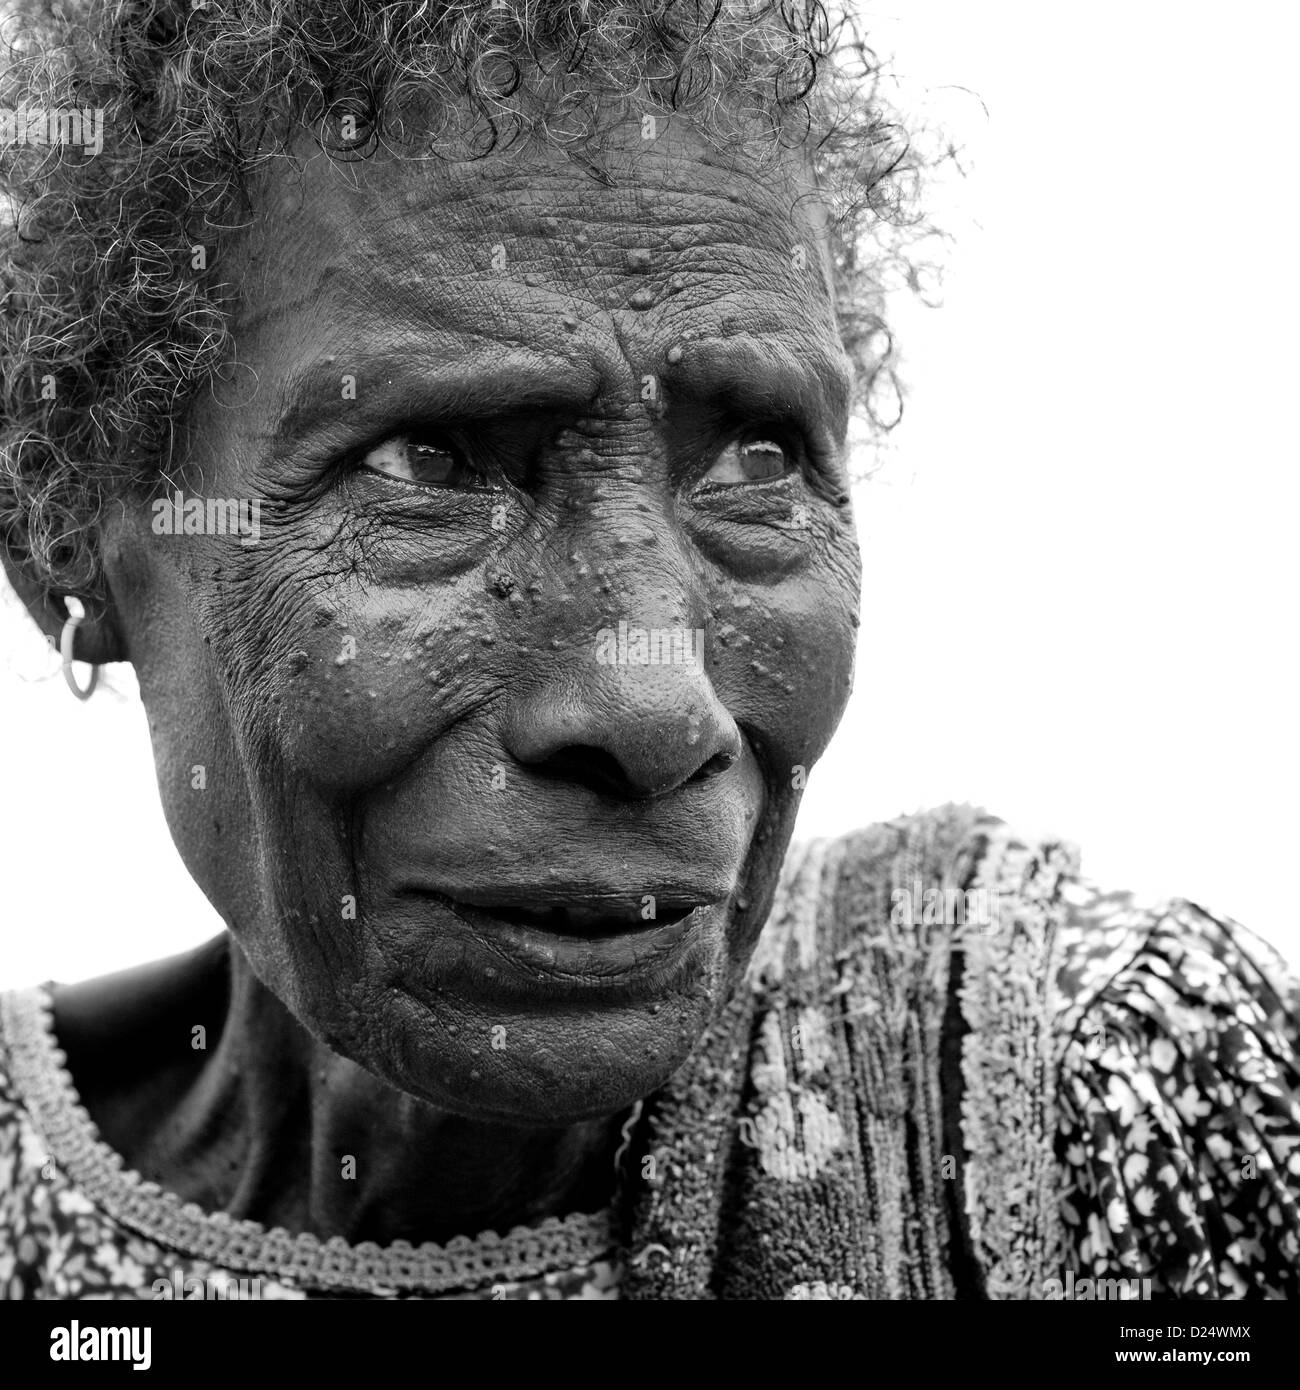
[[195, 555, 510, 798], [269, 609, 459, 794], [708, 543, 860, 776]]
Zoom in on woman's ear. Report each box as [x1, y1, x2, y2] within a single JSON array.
[[0, 546, 128, 665]]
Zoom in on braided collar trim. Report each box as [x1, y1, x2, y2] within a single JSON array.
[[0, 985, 615, 1296]]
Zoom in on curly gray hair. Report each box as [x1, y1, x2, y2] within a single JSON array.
[[0, 0, 927, 610]]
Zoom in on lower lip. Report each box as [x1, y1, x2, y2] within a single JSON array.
[[411, 893, 719, 993]]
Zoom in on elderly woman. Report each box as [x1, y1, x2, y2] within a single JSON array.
[[0, 0, 1296, 1303]]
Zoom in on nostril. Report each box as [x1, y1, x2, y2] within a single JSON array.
[[532, 739, 735, 800], [536, 745, 639, 799], [691, 748, 738, 783], [504, 687, 744, 800]]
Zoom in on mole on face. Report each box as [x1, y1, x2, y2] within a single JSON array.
[[129, 117, 860, 1125]]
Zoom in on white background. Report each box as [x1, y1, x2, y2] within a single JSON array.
[[2, 1, 1297, 986]]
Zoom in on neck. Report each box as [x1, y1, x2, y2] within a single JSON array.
[[51, 936, 627, 1245]]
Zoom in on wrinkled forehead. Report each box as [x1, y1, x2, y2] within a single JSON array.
[[232, 119, 851, 425]]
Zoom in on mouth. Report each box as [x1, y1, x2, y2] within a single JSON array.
[[400, 885, 726, 992], [472, 900, 699, 938]]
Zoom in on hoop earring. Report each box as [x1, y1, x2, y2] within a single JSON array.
[[60, 598, 99, 701]]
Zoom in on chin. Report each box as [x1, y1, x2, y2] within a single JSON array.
[[245, 851, 776, 1123], [352, 957, 729, 1125]]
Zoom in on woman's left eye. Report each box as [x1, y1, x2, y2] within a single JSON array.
[[359, 434, 487, 490], [703, 436, 792, 486]]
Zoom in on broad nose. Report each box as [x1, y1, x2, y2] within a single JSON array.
[[502, 644, 742, 801]]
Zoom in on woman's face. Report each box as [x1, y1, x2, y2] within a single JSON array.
[[103, 117, 861, 1123]]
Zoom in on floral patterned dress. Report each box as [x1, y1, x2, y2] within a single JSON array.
[[1, 809, 1297, 1300], [1052, 881, 1300, 1296]]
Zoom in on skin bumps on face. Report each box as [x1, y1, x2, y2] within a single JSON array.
[[109, 117, 863, 1125]]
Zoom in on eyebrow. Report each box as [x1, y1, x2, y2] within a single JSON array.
[[261, 327, 853, 460], [263, 343, 605, 458], [665, 335, 854, 435]]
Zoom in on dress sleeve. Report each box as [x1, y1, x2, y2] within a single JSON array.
[[1055, 890, 1300, 1297]]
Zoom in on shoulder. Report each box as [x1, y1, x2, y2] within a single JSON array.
[[804, 806, 1297, 1037], [1051, 887, 1300, 1296], [760, 804, 1063, 964], [767, 805, 1080, 1000], [803, 808, 1300, 1298], [1055, 878, 1299, 1028]]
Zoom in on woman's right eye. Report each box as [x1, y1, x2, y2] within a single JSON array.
[[360, 434, 488, 490]]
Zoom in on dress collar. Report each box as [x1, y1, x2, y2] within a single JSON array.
[[0, 985, 615, 1296]]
